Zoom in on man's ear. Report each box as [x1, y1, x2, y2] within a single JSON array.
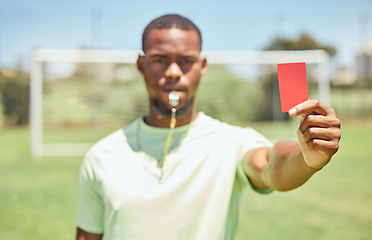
[[137, 55, 145, 75], [200, 57, 208, 75]]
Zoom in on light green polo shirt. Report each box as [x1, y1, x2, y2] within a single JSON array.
[[76, 112, 272, 240]]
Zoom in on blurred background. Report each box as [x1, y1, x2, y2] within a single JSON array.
[[0, 0, 371, 239]]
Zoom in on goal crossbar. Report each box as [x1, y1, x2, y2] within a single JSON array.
[[30, 49, 329, 158]]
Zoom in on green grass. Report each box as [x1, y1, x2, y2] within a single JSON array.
[[0, 120, 371, 240], [0, 128, 81, 240], [236, 120, 372, 240]]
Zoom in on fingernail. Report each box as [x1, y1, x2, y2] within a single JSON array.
[[289, 108, 296, 115]]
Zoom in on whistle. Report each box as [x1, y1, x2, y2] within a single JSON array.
[[168, 91, 179, 107]]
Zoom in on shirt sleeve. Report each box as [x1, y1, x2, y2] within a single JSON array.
[[76, 154, 104, 234], [236, 156, 273, 194], [233, 127, 274, 194]]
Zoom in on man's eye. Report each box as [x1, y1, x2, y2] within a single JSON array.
[[179, 59, 194, 64], [153, 58, 165, 63]]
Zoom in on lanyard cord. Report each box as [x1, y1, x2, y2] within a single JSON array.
[[137, 91, 179, 173], [157, 107, 176, 168]]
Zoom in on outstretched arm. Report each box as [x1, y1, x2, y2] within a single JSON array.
[[243, 100, 341, 192]]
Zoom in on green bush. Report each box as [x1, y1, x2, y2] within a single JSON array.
[[196, 65, 264, 124], [0, 70, 30, 126]]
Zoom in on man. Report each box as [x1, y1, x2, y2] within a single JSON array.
[[76, 14, 341, 240]]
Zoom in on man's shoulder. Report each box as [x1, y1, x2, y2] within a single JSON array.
[[198, 112, 253, 134], [198, 112, 271, 146], [87, 128, 126, 153], [196, 112, 230, 129]]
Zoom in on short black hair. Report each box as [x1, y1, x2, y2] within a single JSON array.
[[142, 14, 202, 52]]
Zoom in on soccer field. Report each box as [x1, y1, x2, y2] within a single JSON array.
[[0, 120, 371, 240]]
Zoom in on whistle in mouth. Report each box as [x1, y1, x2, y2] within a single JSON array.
[[168, 91, 179, 107]]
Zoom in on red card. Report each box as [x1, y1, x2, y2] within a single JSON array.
[[277, 62, 309, 112]]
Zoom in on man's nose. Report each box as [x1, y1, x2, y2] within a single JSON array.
[[165, 62, 182, 80]]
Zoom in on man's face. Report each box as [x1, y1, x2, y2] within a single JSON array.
[[137, 28, 207, 116]]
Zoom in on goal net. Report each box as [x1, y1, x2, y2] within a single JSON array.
[[30, 49, 329, 158]]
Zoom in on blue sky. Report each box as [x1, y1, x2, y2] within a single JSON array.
[[0, 0, 371, 71]]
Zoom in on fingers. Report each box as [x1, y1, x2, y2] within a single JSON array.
[[302, 126, 341, 148], [305, 138, 340, 156], [299, 114, 341, 134], [302, 126, 335, 142], [288, 100, 341, 169], [294, 101, 341, 160], [289, 100, 336, 118], [301, 122, 340, 154]]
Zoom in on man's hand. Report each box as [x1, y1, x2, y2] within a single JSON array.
[[289, 100, 341, 169]]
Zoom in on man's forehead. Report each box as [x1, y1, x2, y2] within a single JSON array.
[[144, 28, 201, 54]]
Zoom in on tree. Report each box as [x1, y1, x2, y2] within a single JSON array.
[[0, 69, 30, 126], [264, 33, 337, 56]]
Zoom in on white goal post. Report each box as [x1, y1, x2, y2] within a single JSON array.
[[30, 49, 329, 158]]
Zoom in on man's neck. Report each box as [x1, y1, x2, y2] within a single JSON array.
[[145, 105, 198, 128]]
